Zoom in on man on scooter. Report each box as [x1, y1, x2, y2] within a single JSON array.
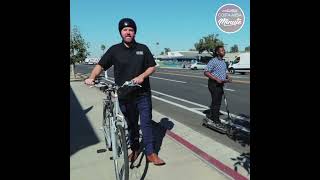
[[204, 45, 232, 123]]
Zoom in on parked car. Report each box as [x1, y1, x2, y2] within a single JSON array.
[[190, 62, 206, 70]]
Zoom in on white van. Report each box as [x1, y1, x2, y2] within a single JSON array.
[[228, 52, 250, 74]]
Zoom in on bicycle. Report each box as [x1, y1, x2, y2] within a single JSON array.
[[92, 79, 141, 180]]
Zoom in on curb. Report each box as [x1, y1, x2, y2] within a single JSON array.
[[152, 110, 250, 179], [70, 73, 89, 82], [166, 130, 249, 180]]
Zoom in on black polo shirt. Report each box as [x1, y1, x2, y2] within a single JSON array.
[[98, 40, 156, 99]]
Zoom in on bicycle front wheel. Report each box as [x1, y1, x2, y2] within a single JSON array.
[[113, 125, 129, 180], [103, 102, 113, 151]]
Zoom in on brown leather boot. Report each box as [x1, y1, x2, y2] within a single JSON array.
[[147, 153, 166, 166]]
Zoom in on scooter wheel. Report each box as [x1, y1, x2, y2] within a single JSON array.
[[227, 128, 235, 139]]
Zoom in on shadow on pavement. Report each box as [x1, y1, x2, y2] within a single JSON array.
[[231, 152, 250, 175], [70, 87, 100, 156], [229, 113, 250, 147], [153, 118, 174, 154], [202, 109, 250, 147], [129, 152, 149, 180], [129, 118, 174, 180]]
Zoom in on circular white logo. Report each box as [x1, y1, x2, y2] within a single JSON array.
[[215, 4, 245, 33]]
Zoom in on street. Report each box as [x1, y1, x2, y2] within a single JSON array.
[[75, 64, 250, 153], [70, 81, 250, 180]]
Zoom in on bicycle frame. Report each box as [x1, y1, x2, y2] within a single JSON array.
[[95, 80, 141, 180], [99, 84, 129, 180], [109, 89, 126, 160]]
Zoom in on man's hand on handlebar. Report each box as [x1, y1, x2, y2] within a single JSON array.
[[224, 77, 232, 83], [132, 75, 144, 84], [85, 78, 95, 85], [121, 80, 142, 88]]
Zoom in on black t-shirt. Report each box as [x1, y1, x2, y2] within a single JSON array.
[[98, 40, 156, 99]]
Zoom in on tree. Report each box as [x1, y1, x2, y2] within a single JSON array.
[[230, 44, 239, 53], [101, 44, 106, 53], [70, 26, 90, 65], [194, 34, 224, 57], [160, 51, 164, 55], [164, 48, 171, 55], [245, 46, 250, 52], [70, 26, 90, 78]]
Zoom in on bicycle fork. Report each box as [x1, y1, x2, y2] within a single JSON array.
[[110, 120, 120, 160]]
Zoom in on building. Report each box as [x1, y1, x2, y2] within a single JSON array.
[[84, 57, 99, 64], [156, 51, 240, 62], [155, 51, 212, 61], [154, 50, 242, 68]]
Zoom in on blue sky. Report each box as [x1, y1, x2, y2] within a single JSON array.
[[71, 0, 250, 57]]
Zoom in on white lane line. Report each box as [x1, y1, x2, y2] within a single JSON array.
[[191, 107, 208, 111], [151, 90, 247, 120], [103, 78, 247, 120], [152, 95, 205, 116], [229, 76, 249, 79], [224, 88, 235, 92], [152, 90, 208, 108], [161, 69, 249, 79], [150, 76, 187, 83], [200, 84, 235, 92]]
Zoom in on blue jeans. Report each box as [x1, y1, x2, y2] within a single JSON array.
[[119, 95, 154, 155]]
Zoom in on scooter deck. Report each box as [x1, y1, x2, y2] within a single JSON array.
[[202, 117, 228, 134]]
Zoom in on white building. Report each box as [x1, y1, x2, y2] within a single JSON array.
[[155, 51, 212, 61], [155, 50, 240, 62]]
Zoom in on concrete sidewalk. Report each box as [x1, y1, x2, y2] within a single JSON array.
[[70, 81, 249, 180]]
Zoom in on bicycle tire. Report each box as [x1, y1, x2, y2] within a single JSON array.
[[113, 125, 129, 180], [103, 102, 112, 151]]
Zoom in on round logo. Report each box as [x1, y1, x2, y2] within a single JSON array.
[[215, 4, 245, 33]]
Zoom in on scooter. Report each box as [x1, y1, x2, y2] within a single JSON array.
[[202, 89, 250, 139]]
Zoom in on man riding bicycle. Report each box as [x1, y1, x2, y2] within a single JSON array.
[[85, 18, 165, 166]]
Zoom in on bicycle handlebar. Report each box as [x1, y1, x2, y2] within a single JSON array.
[[90, 79, 142, 90], [120, 80, 142, 88]]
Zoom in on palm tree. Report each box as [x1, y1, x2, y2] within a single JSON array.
[[101, 44, 106, 56], [164, 48, 171, 55]]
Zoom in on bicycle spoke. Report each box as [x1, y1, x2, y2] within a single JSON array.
[[113, 125, 129, 180]]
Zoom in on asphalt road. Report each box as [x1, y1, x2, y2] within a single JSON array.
[[75, 64, 249, 116]]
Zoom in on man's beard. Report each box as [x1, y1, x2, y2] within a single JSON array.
[[123, 35, 134, 43]]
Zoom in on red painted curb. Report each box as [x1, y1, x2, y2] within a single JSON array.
[[166, 130, 248, 180]]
